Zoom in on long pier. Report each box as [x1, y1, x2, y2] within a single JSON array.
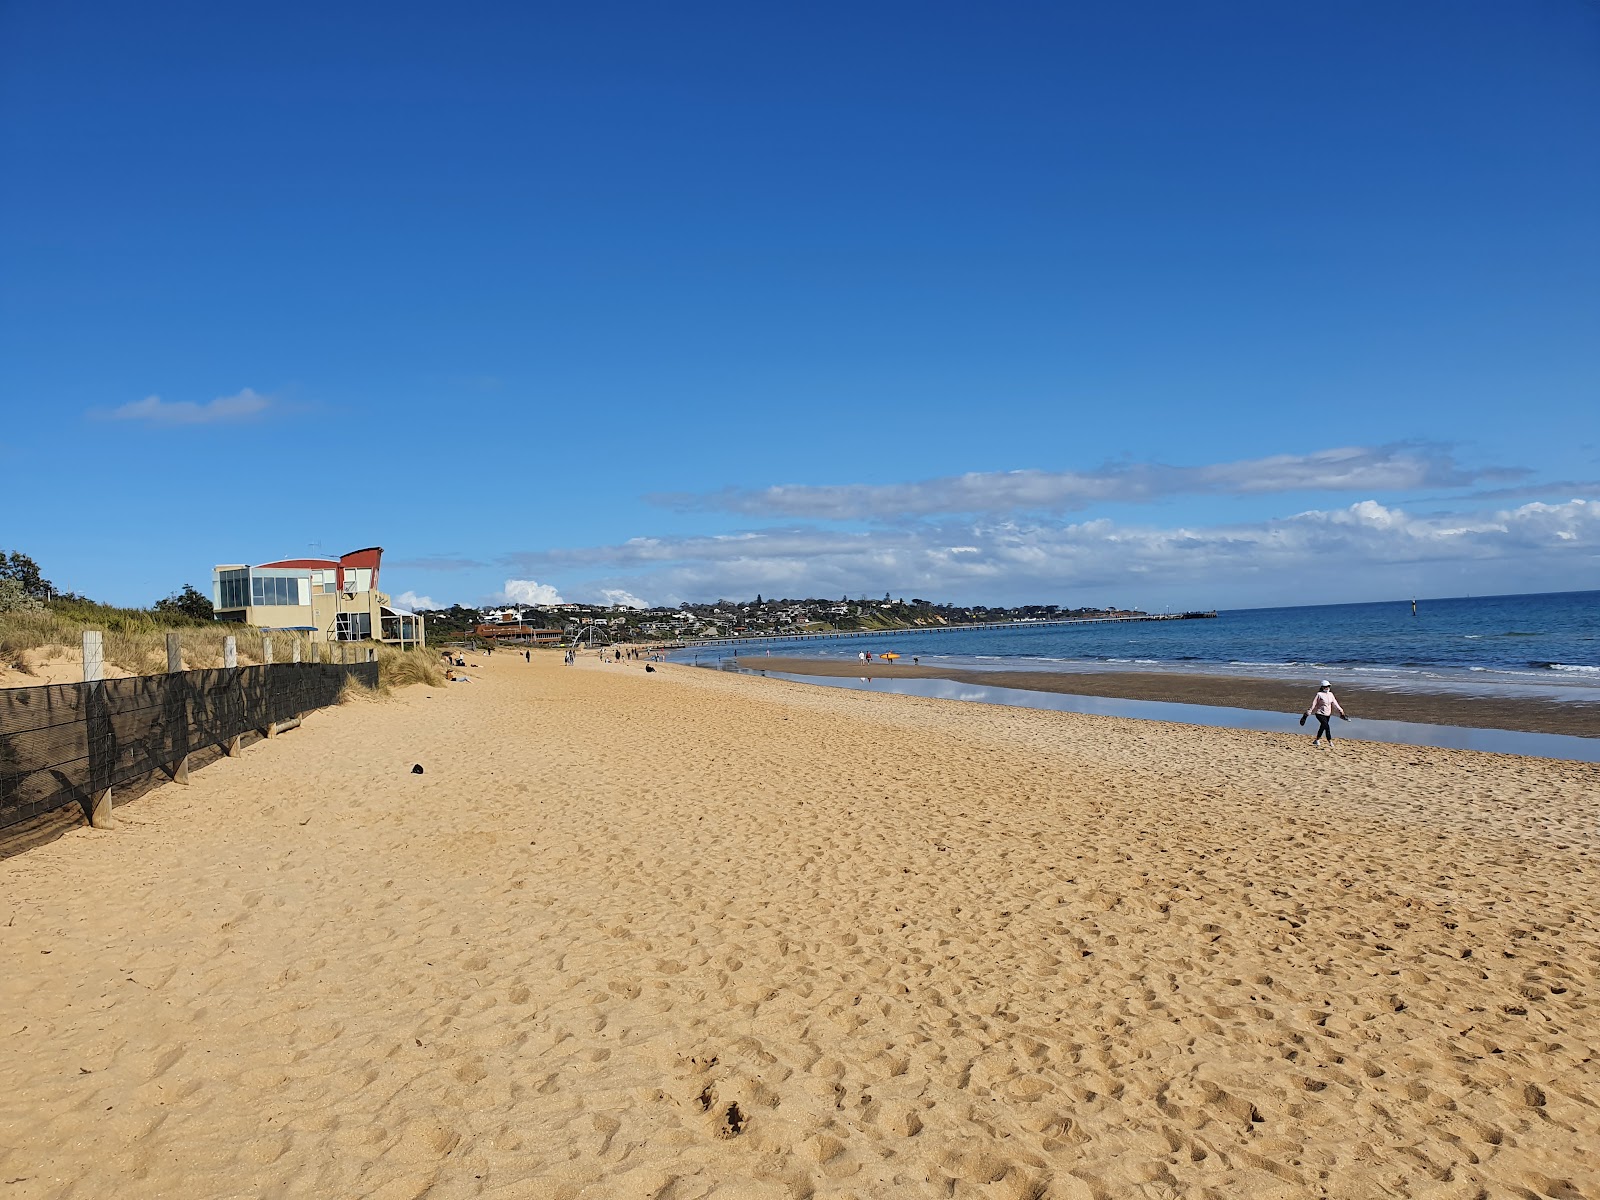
[[683, 611, 1216, 650]]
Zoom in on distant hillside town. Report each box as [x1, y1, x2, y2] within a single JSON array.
[[416, 595, 1152, 645]]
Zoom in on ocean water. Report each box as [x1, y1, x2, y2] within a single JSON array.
[[676, 590, 1600, 702]]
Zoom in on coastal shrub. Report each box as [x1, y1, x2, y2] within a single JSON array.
[[0, 579, 43, 615]]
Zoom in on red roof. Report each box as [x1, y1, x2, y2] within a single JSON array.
[[258, 558, 338, 569]]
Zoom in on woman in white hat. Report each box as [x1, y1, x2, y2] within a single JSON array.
[[1302, 680, 1347, 748]]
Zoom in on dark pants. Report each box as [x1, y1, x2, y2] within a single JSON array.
[[1314, 714, 1333, 741]]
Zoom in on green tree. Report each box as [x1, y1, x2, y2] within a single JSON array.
[[0, 551, 52, 598], [155, 584, 215, 621]]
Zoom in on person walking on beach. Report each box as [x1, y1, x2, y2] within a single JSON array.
[[1302, 680, 1347, 748]]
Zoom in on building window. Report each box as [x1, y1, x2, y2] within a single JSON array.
[[334, 612, 372, 641], [218, 569, 249, 611], [250, 575, 308, 607]]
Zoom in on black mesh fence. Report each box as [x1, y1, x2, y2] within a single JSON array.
[[0, 662, 377, 831]]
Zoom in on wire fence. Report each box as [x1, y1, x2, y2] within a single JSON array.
[[0, 661, 376, 832]]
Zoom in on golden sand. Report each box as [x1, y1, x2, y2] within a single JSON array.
[[1, 653, 1596, 1198]]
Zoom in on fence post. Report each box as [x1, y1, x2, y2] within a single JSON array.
[[311, 641, 321, 664], [368, 648, 376, 663], [166, 632, 189, 785], [262, 636, 277, 738], [82, 631, 113, 829], [224, 636, 242, 757], [278, 637, 305, 734]]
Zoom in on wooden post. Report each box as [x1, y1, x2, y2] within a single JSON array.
[[368, 647, 376, 663], [166, 632, 189, 785], [292, 639, 302, 663], [311, 641, 322, 664], [223, 636, 241, 757], [262, 637, 277, 738], [82, 631, 113, 829]]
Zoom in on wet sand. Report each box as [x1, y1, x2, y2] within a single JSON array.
[[2, 653, 1597, 1198], [738, 656, 1600, 739]]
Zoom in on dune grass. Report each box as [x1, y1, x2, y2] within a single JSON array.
[[375, 645, 445, 690], [1, 602, 441, 690], [0, 605, 269, 674]]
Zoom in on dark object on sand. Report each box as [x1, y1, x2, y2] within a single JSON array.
[[645, 664, 656, 673], [411, 764, 425, 774]]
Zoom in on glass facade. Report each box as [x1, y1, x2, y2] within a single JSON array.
[[217, 569, 249, 611], [251, 575, 310, 606]]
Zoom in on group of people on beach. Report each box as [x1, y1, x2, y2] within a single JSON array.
[[447, 640, 1351, 749]]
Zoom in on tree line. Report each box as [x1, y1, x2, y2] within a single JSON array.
[[0, 550, 214, 621]]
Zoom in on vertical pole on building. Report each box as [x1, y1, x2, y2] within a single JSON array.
[[83, 631, 113, 829], [262, 636, 277, 738], [224, 635, 242, 757], [166, 632, 189, 784]]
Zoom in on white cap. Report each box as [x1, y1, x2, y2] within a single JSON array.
[[1320, 680, 1331, 688]]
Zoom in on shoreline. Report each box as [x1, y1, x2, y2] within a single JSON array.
[[735, 655, 1600, 738]]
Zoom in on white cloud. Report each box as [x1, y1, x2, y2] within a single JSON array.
[[495, 578, 565, 605], [650, 444, 1528, 520], [393, 590, 438, 611], [104, 388, 272, 425], [595, 588, 647, 609], [503, 498, 1600, 608]]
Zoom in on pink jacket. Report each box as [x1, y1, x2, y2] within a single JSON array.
[[1307, 689, 1344, 717]]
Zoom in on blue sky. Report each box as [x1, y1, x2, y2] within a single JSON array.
[[3, 1, 1596, 611]]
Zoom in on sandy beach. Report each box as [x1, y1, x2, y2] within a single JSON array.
[[2, 652, 1597, 1198], [735, 656, 1600, 740]]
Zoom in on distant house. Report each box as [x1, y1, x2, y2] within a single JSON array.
[[482, 607, 530, 625], [212, 546, 424, 647]]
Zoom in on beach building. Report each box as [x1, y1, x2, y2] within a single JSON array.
[[471, 621, 564, 646], [211, 546, 424, 647]]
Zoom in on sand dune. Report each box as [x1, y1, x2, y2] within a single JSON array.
[[1, 653, 1596, 1198]]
